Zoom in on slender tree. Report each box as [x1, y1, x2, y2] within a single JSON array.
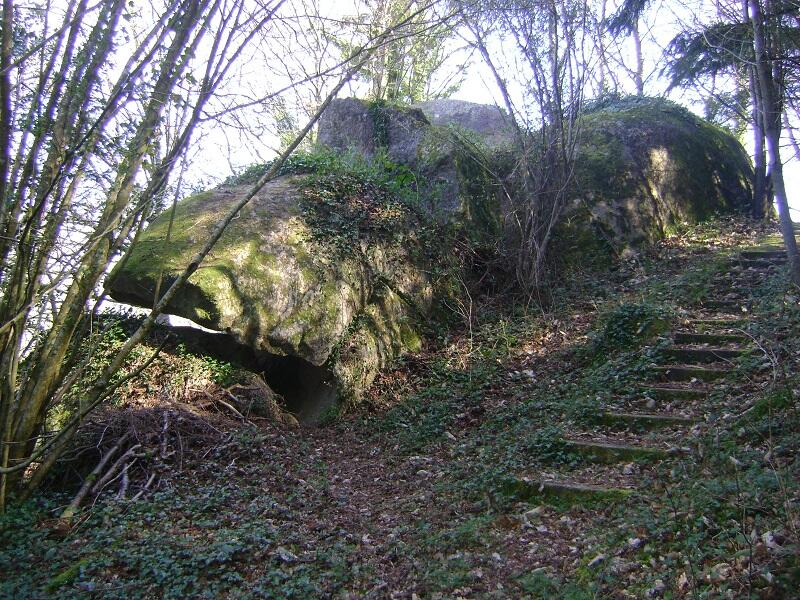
[[665, 15, 770, 217], [0, 0, 451, 509], [749, 0, 800, 283], [666, 0, 800, 226], [460, 0, 590, 297], [0, 0, 288, 506], [342, 0, 461, 102], [606, 0, 652, 95]]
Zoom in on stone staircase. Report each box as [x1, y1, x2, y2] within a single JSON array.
[[513, 233, 796, 503]]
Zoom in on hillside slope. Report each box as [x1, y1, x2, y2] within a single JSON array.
[[2, 217, 798, 598]]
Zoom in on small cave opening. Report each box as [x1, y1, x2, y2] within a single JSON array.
[[164, 322, 337, 424]]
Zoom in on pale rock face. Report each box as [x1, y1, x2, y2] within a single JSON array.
[[111, 178, 360, 366], [112, 101, 512, 415], [316, 98, 510, 221], [108, 175, 434, 412], [317, 98, 378, 159], [317, 98, 430, 166], [414, 99, 515, 148]]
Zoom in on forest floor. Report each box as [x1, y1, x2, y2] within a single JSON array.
[[1, 217, 799, 599]]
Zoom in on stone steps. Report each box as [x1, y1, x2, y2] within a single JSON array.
[[740, 249, 787, 260], [641, 385, 708, 401], [653, 365, 731, 382], [673, 331, 748, 345], [504, 477, 634, 503], [711, 268, 770, 286], [684, 317, 748, 329], [562, 438, 671, 463], [509, 234, 783, 510], [597, 411, 697, 429], [663, 346, 745, 364], [727, 265, 778, 274], [713, 272, 769, 282], [695, 299, 750, 312], [732, 258, 785, 269]]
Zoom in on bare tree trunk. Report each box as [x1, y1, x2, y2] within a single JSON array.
[[749, 0, 800, 284], [751, 81, 768, 218], [783, 108, 800, 162], [0, 0, 225, 506], [6, 0, 211, 480], [744, 0, 768, 218], [632, 20, 643, 95], [462, 0, 585, 298], [596, 0, 609, 93]]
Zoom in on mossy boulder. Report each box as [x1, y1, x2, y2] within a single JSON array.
[[108, 100, 508, 416], [108, 96, 752, 416], [556, 96, 752, 263], [318, 96, 751, 266], [107, 175, 441, 413], [318, 98, 507, 228], [414, 99, 514, 149], [318, 98, 430, 166]]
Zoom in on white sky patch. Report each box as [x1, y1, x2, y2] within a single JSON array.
[[174, 0, 800, 217]]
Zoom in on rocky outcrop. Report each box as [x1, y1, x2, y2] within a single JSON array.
[[317, 98, 430, 166], [317, 96, 753, 254], [318, 98, 514, 162], [107, 173, 443, 421], [414, 99, 514, 148], [558, 97, 753, 262], [108, 96, 753, 418], [318, 98, 508, 224]]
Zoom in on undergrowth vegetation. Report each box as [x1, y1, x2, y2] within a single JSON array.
[[1, 217, 798, 598]]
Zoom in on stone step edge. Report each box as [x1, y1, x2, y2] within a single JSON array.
[[653, 365, 732, 382], [740, 250, 787, 259], [562, 438, 674, 462], [663, 347, 747, 363], [730, 258, 786, 272], [640, 385, 709, 399], [673, 332, 749, 344], [683, 318, 749, 326], [693, 300, 751, 311], [654, 364, 733, 372], [597, 411, 697, 427], [730, 254, 787, 262], [666, 345, 746, 353], [502, 477, 635, 502]]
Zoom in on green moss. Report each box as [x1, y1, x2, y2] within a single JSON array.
[[747, 388, 794, 420], [416, 126, 452, 171], [417, 124, 505, 239], [325, 280, 429, 403], [398, 320, 423, 351], [550, 215, 618, 272], [46, 559, 89, 592], [221, 146, 351, 186], [368, 100, 392, 148], [588, 301, 671, 355], [575, 96, 753, 219], [454, 151, 501, 238], [499, 477, 634, 507]]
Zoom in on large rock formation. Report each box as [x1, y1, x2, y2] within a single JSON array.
[[108, 174, 442, 421], [558, 97, 753, 262], [318, 99, 509, 223], [108, 96, 752, 418], [414, 99, 515, 148]]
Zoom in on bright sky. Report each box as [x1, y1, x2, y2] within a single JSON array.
[[184, 0, 799, 219], [442, 4, 800, 220]]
